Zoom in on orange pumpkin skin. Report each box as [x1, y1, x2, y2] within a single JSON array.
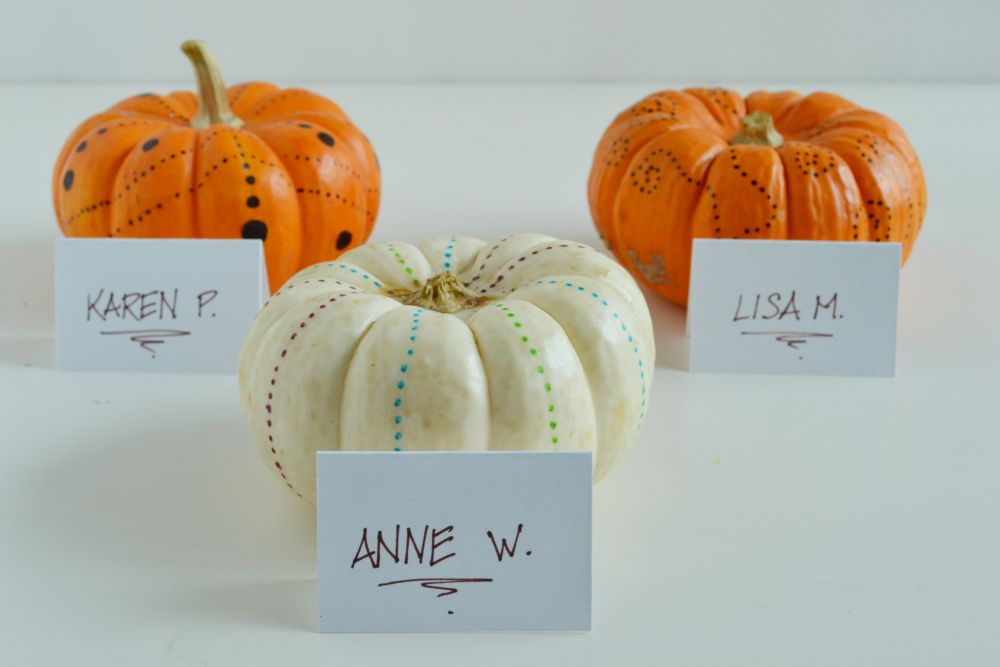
[[52, 43, 380, 292], [588, 89, 926, 306]]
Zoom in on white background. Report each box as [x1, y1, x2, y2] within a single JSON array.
[[2, 1, 1000, 665], [4, 0, 999, 83]]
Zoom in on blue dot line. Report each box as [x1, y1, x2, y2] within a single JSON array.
[[392, 309, 424, 448], [443, 236, 457, 270], [321, 262, 384, 288], [537, 279, 647, 423]]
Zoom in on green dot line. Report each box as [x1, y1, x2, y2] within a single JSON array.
[[386, 243, 421, 287], [534, 279, 648, 429], [495, 303, 558, 445]]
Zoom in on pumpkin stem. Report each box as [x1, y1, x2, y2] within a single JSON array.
[[731, 111, 783, 148], [401, 271, 489, 313], [181, 39, 244, 129]]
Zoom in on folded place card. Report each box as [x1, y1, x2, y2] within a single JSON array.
[[316, 451, 592, 633], [688, 239, 901, 377], [55, 238, 267, 373]]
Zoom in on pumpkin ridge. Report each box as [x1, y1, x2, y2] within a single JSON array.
[[244, 88, 346, 122], [610, 128, 724, 300], [461, 309, 496, 451], [61, 120, 173, 234], [774, 141, 810, 240], [256, 112, 381, 230], [744, 90, 803, 126], [52, 113, 124, 222], [109, 93, 194, 123], [165, 90, 199, 119], [777, 140, 868, 241], [244, 125, 370, 271], [494, 301, 561, 446], [806, 128, 913, 247], [798, 110, 921, 175], [263, 286, 370, 495], [56, 118, 174, 219], [683, 88, 746, 136], [231, 128, 297, 189], [333, 298, 405, 459], [227, 83, 253, 110], [227, 82, 281, 117], [386, 307, 425, 450], [108, 126, 189, 235], [775, 91, 859, 137], [498, 243, 655, 342], [184, 127, 204, 239], [588, 117, 701, 225], [511, 278, 649, 477], [475, 241, 588, 297]]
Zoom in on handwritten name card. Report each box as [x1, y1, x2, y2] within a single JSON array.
[[55, 238, 267, 373], [317, 451, 592, 633], [688, 239, 900, 376]]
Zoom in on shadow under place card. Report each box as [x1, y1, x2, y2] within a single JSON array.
[[316, 451, 592, 633], [688, 239, 901, 377], [55, 238, 268, 373]]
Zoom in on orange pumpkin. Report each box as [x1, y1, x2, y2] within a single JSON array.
[[588, 89, 926, 306], [52, 40, 380, 291]]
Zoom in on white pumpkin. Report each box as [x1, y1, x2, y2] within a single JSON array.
[[239, 234, 654, 501]]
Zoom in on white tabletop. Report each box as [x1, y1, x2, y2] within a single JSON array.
[[2, 83, 998, 665]]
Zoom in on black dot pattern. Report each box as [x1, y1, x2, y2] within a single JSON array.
[[713, 148, 779, 238], [56, 99, 381, 257], [627, 147, 704, 196], [242, 220, 268, 241]]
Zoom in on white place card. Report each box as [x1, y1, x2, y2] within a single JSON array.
[[317, 451, 592, 633], [688, 239, 900, 377], [55, 238, 268, 373]]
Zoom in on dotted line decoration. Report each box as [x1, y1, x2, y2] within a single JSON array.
[[230, 134, 271, 241], [131, 92, 190, 121], [386, 243, 420, 287], [623, 92, 679, 120], [283, 152, 363, 182], [59, 119, 165, 229], [442, 236, 457, 270], [711, 148, 779, 239], [263, 281, 364, 497], [317, 262, 384, 289], [694, 88, 742, 123], [391, 309, 425, 450], [227, 83, 251, 109], [535, 280, 647, 425], [494, 303, 558, 445], [627, 146, 705, 197], [479, 243, 588, 295], [469, 235, 513, 283], [247, 89, 315, 117]]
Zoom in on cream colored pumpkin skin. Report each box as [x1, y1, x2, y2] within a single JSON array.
[[238, 234, 655, 502]]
